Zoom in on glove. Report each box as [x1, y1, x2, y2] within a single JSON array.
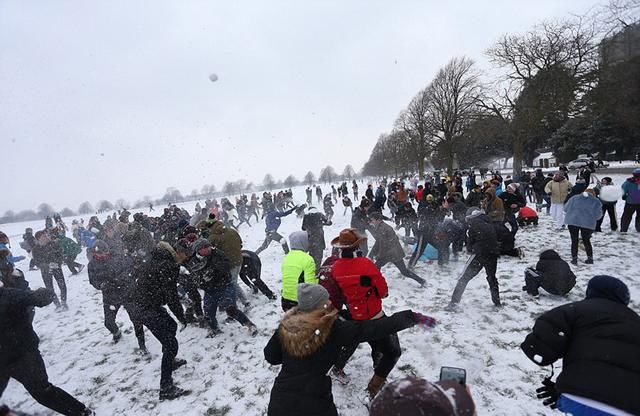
[[412, 312, 436, 329], [536, 377, 558, 409]]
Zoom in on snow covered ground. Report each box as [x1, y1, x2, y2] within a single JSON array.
[[3, 174, 640, 415]]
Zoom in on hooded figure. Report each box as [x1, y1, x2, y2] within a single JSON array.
[[523, 250, 576, 297], [302, 207, 332, 271], [521, 275, 640, 415], [280, 231, 317, 311], [264, 283, 425, 416]]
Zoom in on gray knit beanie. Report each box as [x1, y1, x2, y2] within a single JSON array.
[[297, 283, 329, 312]]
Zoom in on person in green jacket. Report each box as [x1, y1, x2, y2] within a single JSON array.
[[57, 231, 84, 275], [281, 231, 317, 311]]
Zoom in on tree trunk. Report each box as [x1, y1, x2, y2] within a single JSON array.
[[418, 157, 425, 179], [512, 138, 524, 174]]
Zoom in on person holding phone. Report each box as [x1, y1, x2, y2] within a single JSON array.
[[369, 375, 476, 415]]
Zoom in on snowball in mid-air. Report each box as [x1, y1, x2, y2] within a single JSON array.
[[209, 73, 218, 82]]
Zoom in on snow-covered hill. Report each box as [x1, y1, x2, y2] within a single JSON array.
[[3, 176, 639, 415]]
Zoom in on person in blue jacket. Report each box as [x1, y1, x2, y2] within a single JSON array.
[[255, 206, 297, 255], [563, 189, 602, 265], [620, 168, 640, 232], [0, 231, 25, 265]]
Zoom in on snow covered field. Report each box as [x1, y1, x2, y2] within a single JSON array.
[[3, 174, 640, 416]]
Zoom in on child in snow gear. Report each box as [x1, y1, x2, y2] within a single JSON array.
[[280, 231, 317, 311], [594, 177, 618, 232], [521, 275, 640, 415], [20, 228, 38, 270], [522, 250, 576, 297], [264, 283, 434, 416]]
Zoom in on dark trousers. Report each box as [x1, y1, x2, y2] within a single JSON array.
[[309, 247, 323, 274], [180, 280, 203, 319], [239, 271, 275, 299], [335, 330, 401, 378], [63, 256, 83, 274], [504, 213, 519, 236], [0, 350, 87, 416], [137, 308, 179, 389], [620, 203, 640, 232], [450, 254, 499, 305], [568, 225, 593, 259], [595, 204, 617, 231], [255, 231, 288, 255], [409, 232, 445, 267], [40, 266, 67, 306], [103, 295, 146, 348], [523, 268, 542, 296], [375, 259, 425, 285], [281, 298, 298, 312], [203, 284, 251, 331]]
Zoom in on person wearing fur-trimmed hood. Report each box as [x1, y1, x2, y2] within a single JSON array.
[[264, 283, 435, 416]]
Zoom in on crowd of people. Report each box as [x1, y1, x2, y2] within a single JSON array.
[[1, 166, 639, 415]]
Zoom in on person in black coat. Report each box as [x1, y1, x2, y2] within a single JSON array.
[[499, 184, 526, 236], [239, 250, 277, 300], [302, 208, 332, 272], [447, 208, 501, 309], [128, 241, 189, 401], [521, 275, 640, 414], [350, 200, 370, 255], [31, 230, 68, 310], [87, 240, 146, 349], [0, 286, 93, 416], [264, 283, 434, 416], [465, 185, 483, 208], [523, 250, 576, 297]]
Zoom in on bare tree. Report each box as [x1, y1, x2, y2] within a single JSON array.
[[304, 171, 316, 186], [78, 201, 94, 214], [318, 166, 337, 183], [37, 203, 55, 218], [263, 174, 276, 190], [427, 56, 483, 173], [283, 175, 298, 187], [394, 89, 435, 177], [483, 18, 599, 171], [342, 165, 356, 180]]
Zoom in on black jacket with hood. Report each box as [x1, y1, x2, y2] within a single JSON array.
[[534, 250, 576, 295], [521, 281, 640, 414]]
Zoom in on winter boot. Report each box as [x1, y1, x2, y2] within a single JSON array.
[[112, 329, 122, 343], [245, 323, 259, 337], [366, 374, 386, 399], [571, 257, 578, 265], [585, 257, 593, 264], [159, 385, 191, 401], [490, 287, 501, 307], [172, 358, 187, 370]]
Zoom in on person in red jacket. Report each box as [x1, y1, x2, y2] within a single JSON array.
[[517, 205, 539, 226], [329, 228, 398, 399]]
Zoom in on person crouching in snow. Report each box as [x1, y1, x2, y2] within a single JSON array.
[[517, 205, 539, 226], [522, 250, 576, 297], [264, 283, 436, 416], [521, 275, 640, 415]]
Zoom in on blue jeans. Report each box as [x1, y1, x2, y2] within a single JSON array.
[[203, 283, 251, 330]]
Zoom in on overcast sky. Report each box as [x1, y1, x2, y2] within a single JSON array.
[[1, 0, 601, 213]]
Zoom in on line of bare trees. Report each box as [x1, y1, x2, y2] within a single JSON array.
[[362, 0, 639, 177]]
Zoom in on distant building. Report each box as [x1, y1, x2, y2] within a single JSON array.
[[599, 23, 640, 66], [532, 151, 557, 168]]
